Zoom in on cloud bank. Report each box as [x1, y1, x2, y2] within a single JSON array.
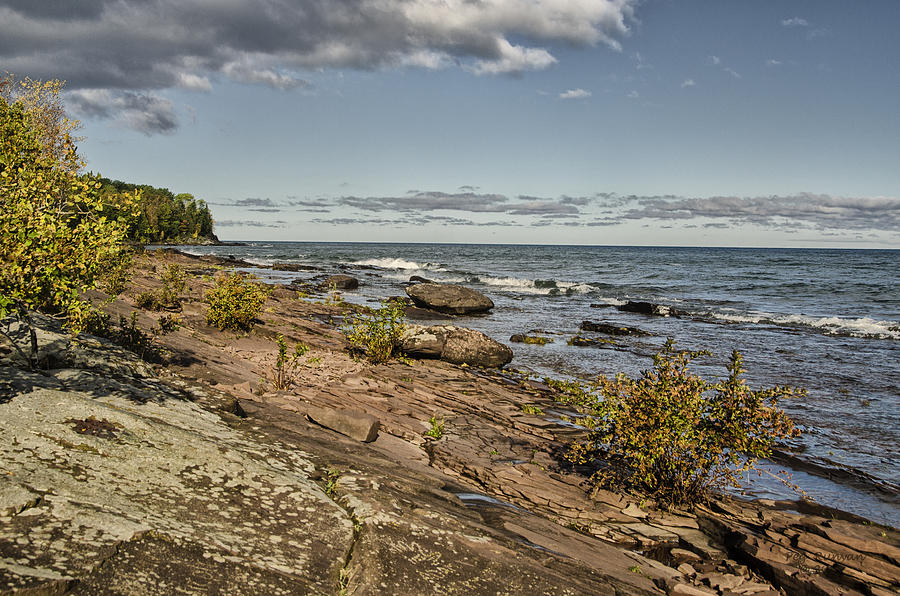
[[231, 191, 899, 235], [0, 0, 637, 132]]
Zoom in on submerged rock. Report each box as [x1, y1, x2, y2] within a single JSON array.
[[272, 262, 323, 272], [580, 321, 650, 336], [405, 283, 494, 315], [400, 324, 512, 367], [509, 334, 553, 345]]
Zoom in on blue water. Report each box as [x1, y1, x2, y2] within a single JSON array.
[[178, 242, 900, 526]]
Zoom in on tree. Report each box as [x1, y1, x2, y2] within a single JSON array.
[[0, 74, 134, 333]]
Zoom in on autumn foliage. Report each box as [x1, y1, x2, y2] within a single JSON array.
[[0, 75, 135, 330], [566, 341, 802, 508]]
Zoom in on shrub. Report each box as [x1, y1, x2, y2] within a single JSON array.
[[134, 264, 185, 311], [156, 314, 181, 335], [566, 340, 803, 509], [343, 301, 405, 363], [204, 273, 270, 331], [265, 334, 309, 391]]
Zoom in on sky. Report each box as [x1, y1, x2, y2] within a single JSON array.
[[2, 0, 898, 248]]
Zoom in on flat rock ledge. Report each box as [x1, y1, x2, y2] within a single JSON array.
[[3, 250, 898, 596]]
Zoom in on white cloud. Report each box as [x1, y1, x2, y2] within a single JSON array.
[[468, 39, 557, 75], [626, 90, 639, 99], [559, 88, 592, 99], [680, 78, 695, 88], [709, 55, 721, 65], [222, 62, 310, 90], [177, 73, 212, 92], [766, 59, 783, 67], [782, 17, 809, 27], [724, 67, 741, 79]]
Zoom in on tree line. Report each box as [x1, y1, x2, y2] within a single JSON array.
[[99, 178, 215, 244]]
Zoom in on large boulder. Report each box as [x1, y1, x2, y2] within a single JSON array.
[[318, 274, 359, 290], [400, 324, 512, 368], [405, 283, 494, 315]]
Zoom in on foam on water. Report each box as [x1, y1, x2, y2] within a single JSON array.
[[705, 310, 899, 339], [353, 257, 430, 270]]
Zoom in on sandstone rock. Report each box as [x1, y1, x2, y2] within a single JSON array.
[[318, 274, 359, 290], [400, 324, 512, 368], [405, 283, 494, 315], [670, 582, 716, 595], [580, 320, 649, 335], [698, 572, 744, 590], [306, 406, 380, 442], [671, 548, 703, 564]]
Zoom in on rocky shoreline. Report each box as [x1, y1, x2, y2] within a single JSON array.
[[1, 249, 898, 595]]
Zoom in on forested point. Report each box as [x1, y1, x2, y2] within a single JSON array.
[[99, 178, 217, 245]]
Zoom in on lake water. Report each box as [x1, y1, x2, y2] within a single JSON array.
[[176, 242, 899, 527]]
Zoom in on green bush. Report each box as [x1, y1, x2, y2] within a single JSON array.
[[566, 340, 802, 509], [343, 301, 405, 363], [135, 264, 185, 311], [204, 273, 270, 331]]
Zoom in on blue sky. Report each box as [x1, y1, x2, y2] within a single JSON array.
[[2, 0, 898, 247]]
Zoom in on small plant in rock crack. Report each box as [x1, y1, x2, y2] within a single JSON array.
[[323, 469, 341, 497], [424, 415, 445, 439], [521, 404, 544, 416], [265, 334, 309, 391]]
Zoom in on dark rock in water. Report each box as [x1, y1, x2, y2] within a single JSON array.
[[405, 283, 494, 315], [509, 334, 552, 345], [306, 406, 379, 442], [273, 263, 323, 272], [589, 303, 615, 309], [401, 324, 512, 368], [317, 274, 359, 290], [616, 301, 675, 317], [580, 321, 649, 336], [568, 336, 614, 347], [409, 275, 433, 284]]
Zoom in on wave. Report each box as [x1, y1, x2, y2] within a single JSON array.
[[705, 310, 899, 340], [352, 257, 426, 270]]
